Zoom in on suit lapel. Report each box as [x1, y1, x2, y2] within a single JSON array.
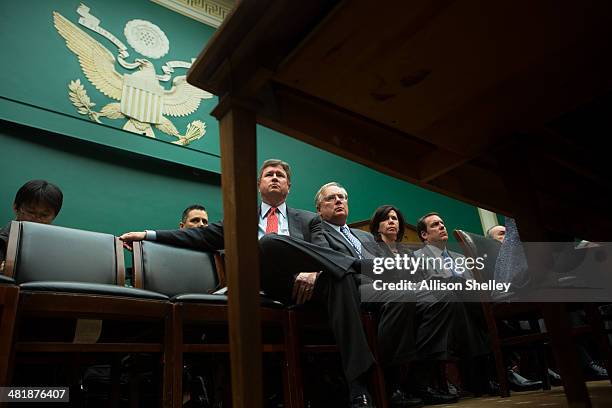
[[424, 245, 445, 276], [286, 207, 304, 240], [352, 229, 379, 259], [323, 222, 359, 257]]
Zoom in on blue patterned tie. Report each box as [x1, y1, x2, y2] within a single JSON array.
[[442, 249, 457, 277], [340, 226, 363, 259]]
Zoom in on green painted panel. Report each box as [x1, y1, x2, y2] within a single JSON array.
[[257, 126, 484, 237], [0, 122, 223, 239], [0, 0, 220, 156], [0, 97, 220, 173]]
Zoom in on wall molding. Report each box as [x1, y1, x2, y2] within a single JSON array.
[[150, 0, 233, 28]]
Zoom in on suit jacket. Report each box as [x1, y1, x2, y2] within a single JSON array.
[[320, 222, 378, 259], [154, 206, 326, 251], [414, 244, 473, 280], [285, 207, 327, 246]]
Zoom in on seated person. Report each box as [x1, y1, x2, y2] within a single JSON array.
[[1, 179, 63, 266], [179, 204, 209, 229], [368, 205, 414, 257], [486, 225, 506, 242]]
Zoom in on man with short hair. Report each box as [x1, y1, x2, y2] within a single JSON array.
[[316, 182, 458, 406], [414, 212, 472, 280], [415, 213, 539, 395], [1, 179, 63, 263], [179, 204, 209, 229], [486, 225, 506, 242]]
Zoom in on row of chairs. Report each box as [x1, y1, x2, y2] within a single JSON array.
[[454, 230, 612, 402], [0, 221, 387, 408], [4, 221, 609, 406]]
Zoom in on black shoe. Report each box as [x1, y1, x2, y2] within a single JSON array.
[[507, 370, 542, 392], [388, 389, 424, 408], [351, 394, 376, 408], [413, 387, 458, 405], [585, 361, 608, 380], [486, 380, 500, 396], [548, 368, 562, 386]]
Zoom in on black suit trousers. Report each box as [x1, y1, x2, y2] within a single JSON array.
[[259, 234, 456, 383]]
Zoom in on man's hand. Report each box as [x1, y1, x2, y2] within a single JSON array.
[[292, 272, 320, 304], [119, 231, 146, 250]]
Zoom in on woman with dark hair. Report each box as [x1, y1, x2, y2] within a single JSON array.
[[369, 205, 412, 256]]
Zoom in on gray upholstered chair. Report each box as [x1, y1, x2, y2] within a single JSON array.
[[2, 221, 172, 406], [131, 241, 294, 408]]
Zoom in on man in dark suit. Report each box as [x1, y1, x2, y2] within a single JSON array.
[[315, 182, 458, 406], [414, 212, 472, 281], [414, 212, 506, 395], [121, 160, 407, 407]]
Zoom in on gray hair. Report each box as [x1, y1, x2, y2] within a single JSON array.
[[314, 182, 347, 210]]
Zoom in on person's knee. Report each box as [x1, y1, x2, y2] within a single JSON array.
[[259, 234, 286, 254]]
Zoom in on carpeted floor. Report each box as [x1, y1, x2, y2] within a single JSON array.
[[450, 381, 611, 408]]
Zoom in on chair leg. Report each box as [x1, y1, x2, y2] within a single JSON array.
[[584, 303, 612, 386], [481, 303, 510, 397], [110, 355, 122, 408], [542, 303, 591, 408], [0, 285, 18, 387], [285, 310, 304, 408], [172, 305, 184, 408], [539, 345, 551, 390], [362, 313, 388, 408], [163, 307, 174, 408]]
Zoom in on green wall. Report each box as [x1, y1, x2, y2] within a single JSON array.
[[0, 0, 484, 242], [0, 121, 222, 236]]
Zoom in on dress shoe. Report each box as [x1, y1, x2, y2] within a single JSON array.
[[388, 389, 424, 408], [507, 369, 542, 392], [351, 394, 376, 408], [413, 387, 458, 405], [548, 368, 562, 386], [585, 361, 608, 380]]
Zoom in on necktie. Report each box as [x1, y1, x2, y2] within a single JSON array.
[[442, 249, 457, 277], [340, 226, 363, 259], [265, 207, 278, 234]]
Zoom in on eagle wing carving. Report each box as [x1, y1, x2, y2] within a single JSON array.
[[53, 11, 123, 101], [163, 76, 213, 117]]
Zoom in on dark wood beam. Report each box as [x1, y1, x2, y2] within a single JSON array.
[[417, 149, 469, 183], [188, 0, 338, 98], [259, 85, 428, 183], [258, 85, 516, 213]]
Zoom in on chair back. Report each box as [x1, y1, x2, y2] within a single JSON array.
[[4, 221, 124, 285], [132, 241, 219, 297], [454, 229, 501, 282]]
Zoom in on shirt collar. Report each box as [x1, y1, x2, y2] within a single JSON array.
[[260, 201, 287, 219], [426, 243, 447, 258], [324, 221, 348, 234]]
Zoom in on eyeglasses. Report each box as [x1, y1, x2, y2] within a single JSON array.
[[323, 193, 347, 202]]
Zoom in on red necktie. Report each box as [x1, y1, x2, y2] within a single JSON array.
[[265, 207, 278, 234]]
